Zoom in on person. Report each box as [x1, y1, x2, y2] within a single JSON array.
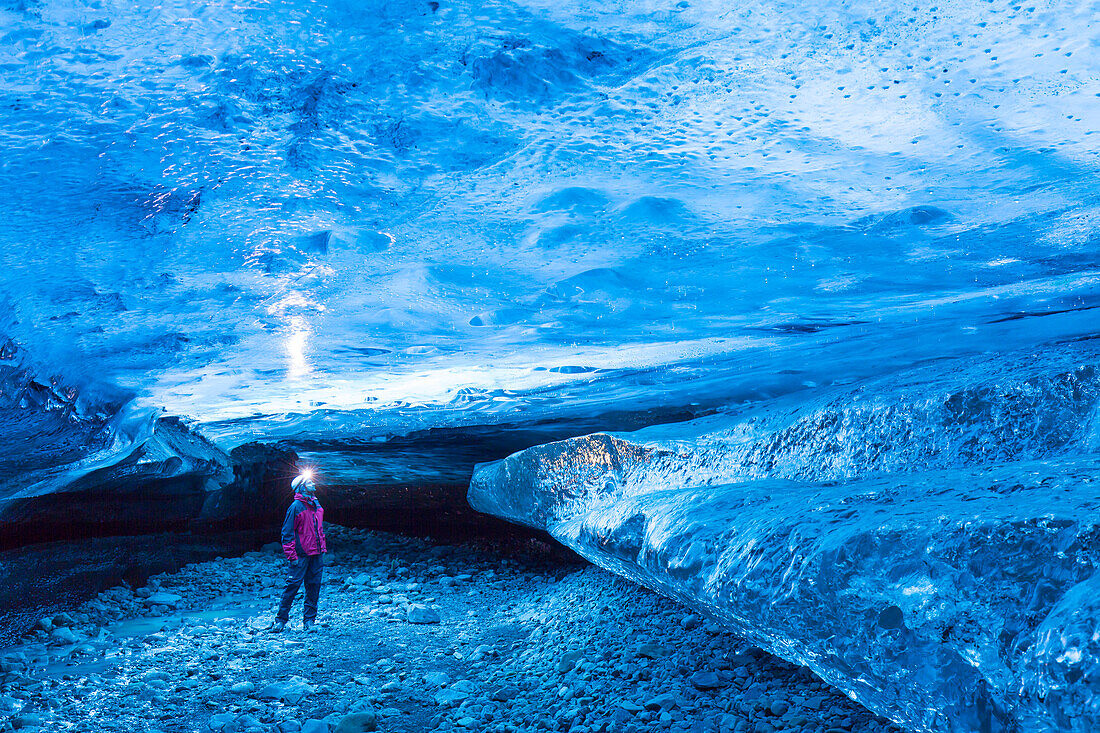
[[271, 471, 327, 633]]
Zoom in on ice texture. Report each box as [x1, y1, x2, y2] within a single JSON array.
[[1, 0, 1099, 450], [469, 349, 1100, 732]]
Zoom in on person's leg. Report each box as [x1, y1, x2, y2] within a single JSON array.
[[303, 554, 324, 623], [276, 559, 308, 623]]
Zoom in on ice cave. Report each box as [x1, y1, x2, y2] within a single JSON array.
[[1, 0, 1099, 731]]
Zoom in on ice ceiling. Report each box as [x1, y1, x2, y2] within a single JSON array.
[[1, 0, 1099, 447]]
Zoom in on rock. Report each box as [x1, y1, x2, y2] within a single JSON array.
[[238, 715, 264, 731], [143, 592, 183, 608], [457, 716, 477, 728], [230, 681, 255, 694], [380, 680, 401, 693], [490, 684, 521, 702], [333, 712, 378, 733], [406, 604, 440, 624], [434, 680, 476, 706], [681, 614, 702, 630], [434, 687, 470, 706], [424, 671, 451, 686], [644, 693, 678, 711], [690, 671, 725, 690], [612, 708, 633, 724], [206, 713, 237, 732], [52, 612, 76, 627], [49, 627, 80, 644], [636, 642, 668, 659], [768, 700, 790, 717], [12, 714, 44, 729], [300, 721, 330, 733], [259, 676, 315, 704], [557, 650, 583, 673], [718, 713, 740, 733]]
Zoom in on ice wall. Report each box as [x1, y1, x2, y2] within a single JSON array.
[[469, 348, 1100, 732]]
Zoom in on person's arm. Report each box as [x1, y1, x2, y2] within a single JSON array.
[[281, 502, 300, 561], [319, 506, 327, 554]]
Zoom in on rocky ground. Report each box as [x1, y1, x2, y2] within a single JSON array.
[[0, 526, 900, 733]]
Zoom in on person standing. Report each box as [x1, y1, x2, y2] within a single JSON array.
[[272, 472, 326, 632]]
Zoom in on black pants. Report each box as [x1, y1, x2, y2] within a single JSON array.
[[276, 554, 324, 623]]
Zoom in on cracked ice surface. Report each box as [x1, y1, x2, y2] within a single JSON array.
[[470, 347, 1100, 732]]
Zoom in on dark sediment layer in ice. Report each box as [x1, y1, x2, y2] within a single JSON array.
[[469, 356, 1100, 732], [0, 415, 297, 549], [0, 530, 269, 647]]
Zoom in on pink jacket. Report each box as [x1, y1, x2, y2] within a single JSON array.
[[280, 493, 326, 561]]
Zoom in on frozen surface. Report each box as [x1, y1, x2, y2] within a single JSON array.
[[470, 346, 1100, 732], [1, 0, 1099, 451]]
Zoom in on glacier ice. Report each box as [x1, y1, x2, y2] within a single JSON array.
[[470, 350, 1100, 732], [1, 0, 1099, 444]]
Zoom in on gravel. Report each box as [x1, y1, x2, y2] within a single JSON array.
[[0, 526, 901, 733]]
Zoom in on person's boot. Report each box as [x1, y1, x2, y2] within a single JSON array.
[[270, 620, 286, 633], [303, 619, 316, 633]]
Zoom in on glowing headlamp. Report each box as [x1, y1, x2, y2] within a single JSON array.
[[291, 469, 317, 491]]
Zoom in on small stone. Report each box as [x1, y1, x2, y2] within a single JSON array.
[[423, 671, 450, 686], [644, 693, 678, 711], [434, 687, 471, 706], [406, 605, 440, 624], [333, 711, 378, 732], [52, 612, 76, 627], [259, 676, 315, 704], [690, 671, 725, 690], [12, 714, 44, 730], [143, 592, 183, 608], [768, 700, 790, 717], [206, 713, 236, 732], [636, 643, 668, 659], [300, 720, 330, 733], [49, 627, 80, 645], [490, 685, 520, 702], [681, 614, 702, 630], [230, 681, 255, 694], [557, 650, 584, 673]]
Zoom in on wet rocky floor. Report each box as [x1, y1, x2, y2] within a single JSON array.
[[0, 527, 900, 733]]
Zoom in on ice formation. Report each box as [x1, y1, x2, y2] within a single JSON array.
[[2, 0, 1100, 726], [470, 346, 1100, 732]]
